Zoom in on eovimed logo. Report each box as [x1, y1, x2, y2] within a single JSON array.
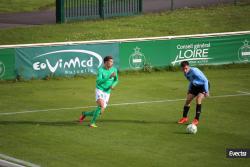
[[0, 61, 5, 78], [33, 49, 103, 74]]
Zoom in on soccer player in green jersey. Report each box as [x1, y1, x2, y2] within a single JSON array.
[[79, 56, 118, 128]]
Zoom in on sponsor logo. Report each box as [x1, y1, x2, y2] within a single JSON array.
[[238, 40, 250, 62], [0, 61, 5, 78], [226, 149, 250, 158], [33, 49, 103, 75], [129, 47, 146, 69], [171, 42, 212, 66]]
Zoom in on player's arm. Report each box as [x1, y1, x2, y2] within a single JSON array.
[[187, 82, 192, 93], [185, 73, 192, 94], [193, 68, 209, 95], [111, 70, 118, 89], [203, 80, 209, 96], [96, 69, 109, 85], [198, 73, 209, 94]]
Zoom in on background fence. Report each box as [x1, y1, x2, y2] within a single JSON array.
[[56, 0, 246, 23], [143, 0, 237, 13], [56, 0, 142, 23]]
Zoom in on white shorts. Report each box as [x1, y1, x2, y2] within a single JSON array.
[[95, 89, 110, 109]]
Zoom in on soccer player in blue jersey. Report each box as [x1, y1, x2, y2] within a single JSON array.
[[178, 61, 210, 125]]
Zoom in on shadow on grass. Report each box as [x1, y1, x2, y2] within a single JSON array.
[[0, 119, 176, 126], [173, 131, 190, 135], [100, 119, 175, 125], [0, 120, 79, 126]]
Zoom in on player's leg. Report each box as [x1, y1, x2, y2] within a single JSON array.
[[79, 104, 99, 123], [79, 101, 103, 126], [178, 93, 195, 124], [192, 93, 205, 125], [90, 92, 110, 127], [79, 108, 95, 123], [89, 99, 104, 127], [79, 89, 103, 124]]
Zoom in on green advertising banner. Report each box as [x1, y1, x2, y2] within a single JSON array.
[[170, 34, 250, 66], [16, 43, 119, 79], [0, 48, 15, 80], [119, 34, 250, 70], [119, 40, 172, 70], [0, 32, 249, 81]]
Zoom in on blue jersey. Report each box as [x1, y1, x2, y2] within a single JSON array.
[[184, 67, 209, 93]]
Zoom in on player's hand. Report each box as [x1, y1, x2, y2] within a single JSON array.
[[110, 86, 114, 90], [101, 110, 105, 115], [204, 92, 209, 97], [110, 72, 116, 78]]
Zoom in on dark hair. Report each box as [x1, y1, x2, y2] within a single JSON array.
[[104, 56, 113, 63], [180, 61, 189, 67]]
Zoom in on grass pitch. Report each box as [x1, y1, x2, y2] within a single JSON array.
[[0, 0, 55, 13], [0, 65, 250, 167], [0, 3, 250, 45]]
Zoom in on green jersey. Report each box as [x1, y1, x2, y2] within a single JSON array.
[[96, 66, 118, 94]]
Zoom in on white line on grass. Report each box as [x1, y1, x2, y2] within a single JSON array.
[[1, 31, 249, 48], [0, 159, 25, 167], [0, 92, 250, 116], [237, 91, 250, 94], [0, 153, 40, 167]]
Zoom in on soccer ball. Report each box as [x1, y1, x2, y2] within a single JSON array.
[[186, 124, 197, 134]]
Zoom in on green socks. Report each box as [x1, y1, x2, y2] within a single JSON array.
[[91, 106, 102, 124], [83, 110, 94, 117], [83, 106, 102, 124]]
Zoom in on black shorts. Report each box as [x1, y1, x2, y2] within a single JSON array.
[[188, 82, 210, 96]]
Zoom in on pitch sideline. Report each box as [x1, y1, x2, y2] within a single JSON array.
[[0, 92, 250, 116], [0, 153, 40, 167]]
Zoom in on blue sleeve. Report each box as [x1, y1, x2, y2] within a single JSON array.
[[203, 80, 209, 93], [192, 68, 209, 93]]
